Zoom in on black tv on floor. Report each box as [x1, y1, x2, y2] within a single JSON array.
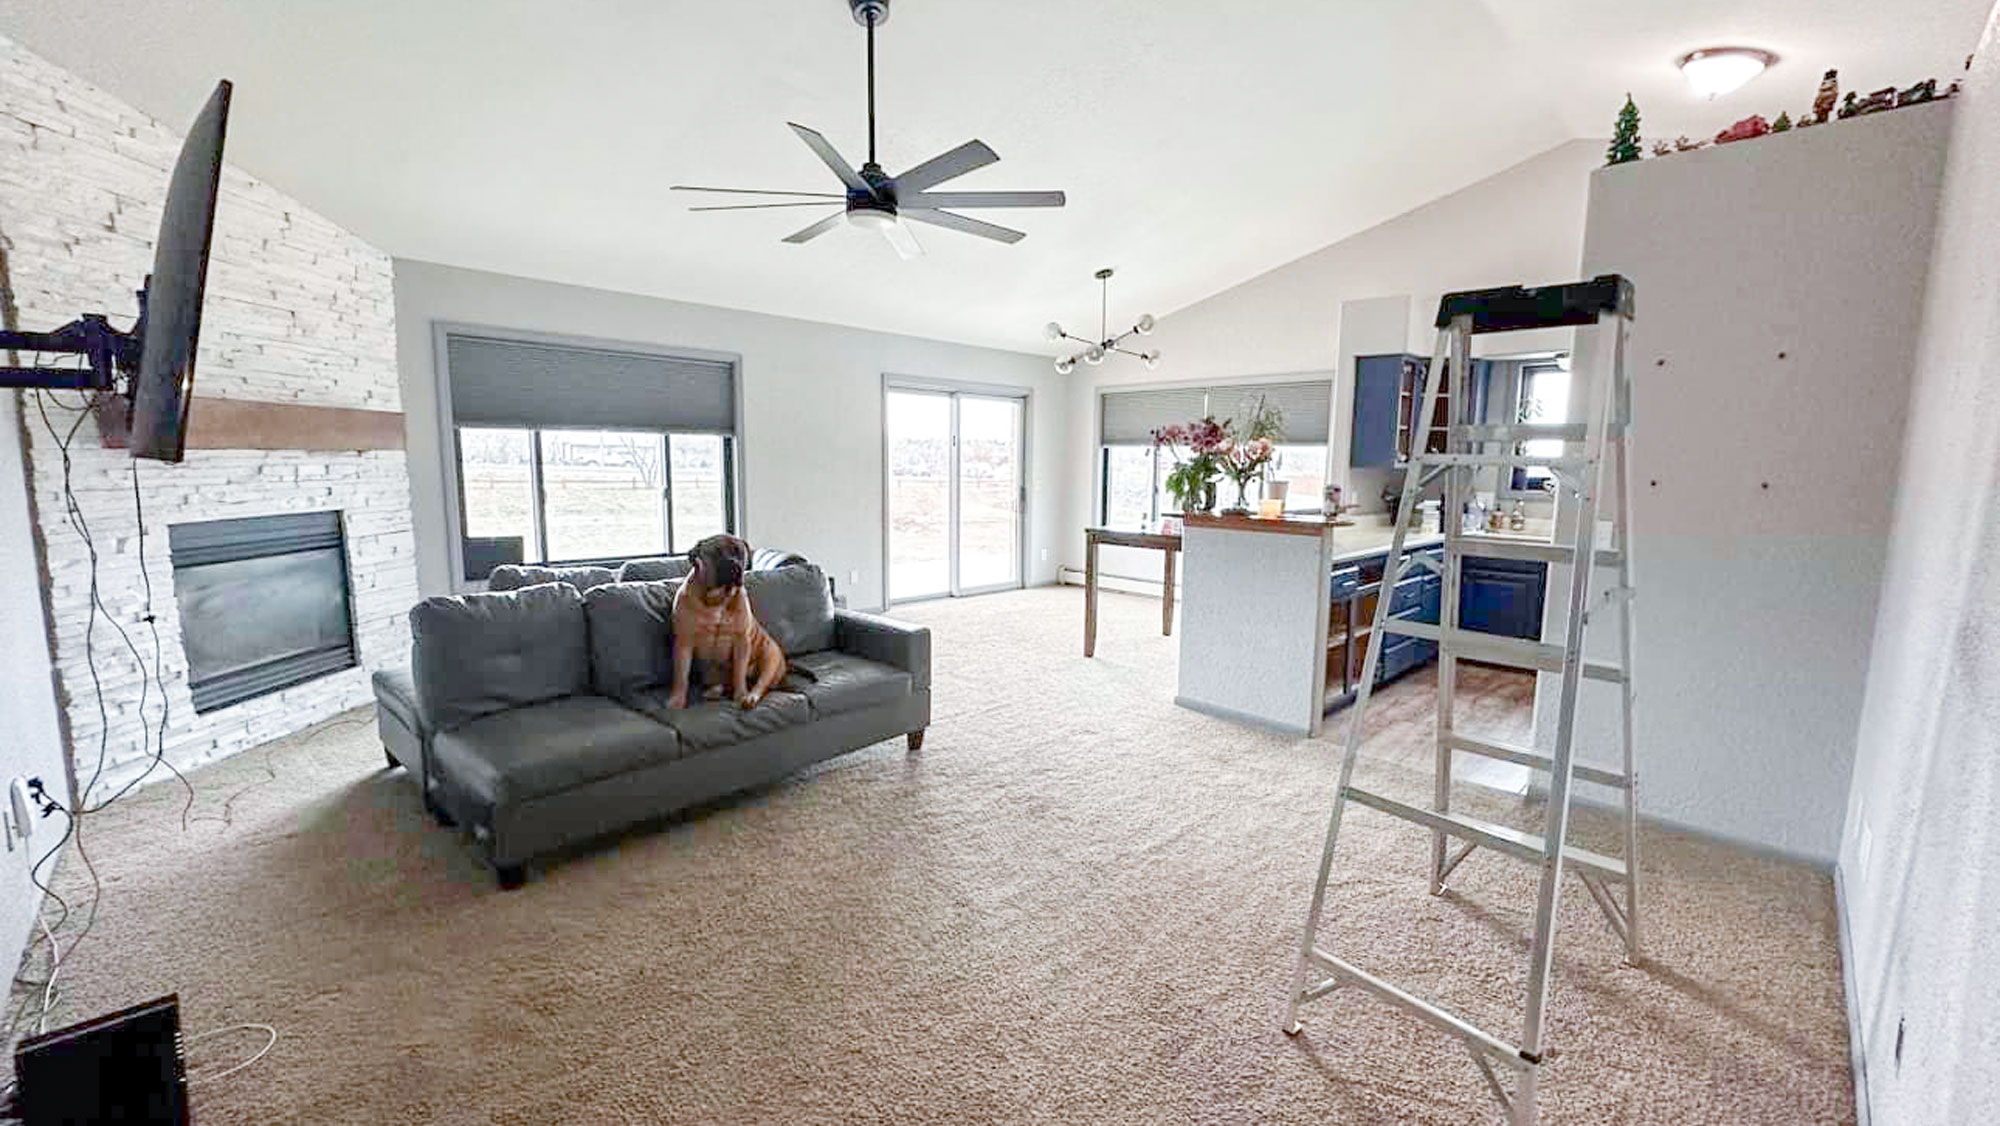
[[0, 79, 232, 463], [13, 993, 189, 1125]]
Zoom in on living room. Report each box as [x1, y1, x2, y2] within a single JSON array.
[[0, 1, 1996, 1122]]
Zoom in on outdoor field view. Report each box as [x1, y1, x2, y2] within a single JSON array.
[[460, 427, 729, 563], [887, 392, 1022, 600]]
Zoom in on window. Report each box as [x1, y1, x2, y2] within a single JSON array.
[[1511, 360, 1571, 492], [457, 426, 734, 575], [1099, 378, 1333, 525], [1103, 445, 1158, 527]]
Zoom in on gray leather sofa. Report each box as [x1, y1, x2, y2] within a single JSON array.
[[372, 563, 928, 887]]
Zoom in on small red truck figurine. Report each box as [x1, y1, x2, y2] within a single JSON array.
[[1715, 115, 1772, 144]]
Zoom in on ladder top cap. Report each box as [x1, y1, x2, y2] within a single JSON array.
[[1435, 274, 1634, 334]]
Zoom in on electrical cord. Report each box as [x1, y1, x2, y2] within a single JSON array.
[[185, 1023, 278, 1083]]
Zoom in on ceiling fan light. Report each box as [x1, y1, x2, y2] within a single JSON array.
[[1135, 313, 1156, 335], [1044, 321, 1065, 341], [1677, 47, 1777, 99], [1084, 345, 1106, 365], [1143, 351, 1162, 371], [846, 207, 897, 232], [1054, 356, 1075, 375]]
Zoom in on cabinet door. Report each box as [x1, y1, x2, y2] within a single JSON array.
[[1459, 559, 1548, 640], [1350, 355, 1404, 467]]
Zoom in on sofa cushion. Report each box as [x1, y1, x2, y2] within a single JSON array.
[[410, 583, 592, 732], [583, 579, 683, 699], [431, 695, 683, 806], [745, 564, 835, 655], [619, 556, 693, 583], [785, 651, 913, 717], [489, 564, 619, 592], [623, 688, 814, 752]]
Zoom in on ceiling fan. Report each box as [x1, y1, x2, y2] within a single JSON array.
[[670, 0, 1066, 259]]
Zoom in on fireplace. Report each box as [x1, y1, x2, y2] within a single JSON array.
[[168, 511, 359, 714]]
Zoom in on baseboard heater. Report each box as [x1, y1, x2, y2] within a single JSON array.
[[13, 994, 189, 1124]]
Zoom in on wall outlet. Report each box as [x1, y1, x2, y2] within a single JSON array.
[[850, 569, 860, 586], [8, 777, 34, 847], [1040, 548, 1049, 562]]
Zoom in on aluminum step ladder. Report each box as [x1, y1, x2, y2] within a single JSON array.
[[1283, 275, 1641, 1126]]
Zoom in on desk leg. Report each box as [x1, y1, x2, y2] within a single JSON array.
[[1084, 537, 1099, 657], [1161, 548, 1177, 636]]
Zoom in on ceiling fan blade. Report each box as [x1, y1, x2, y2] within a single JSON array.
[[670, 185, 845, 198], [688, 201, 850, 211], [782, 211, 848, 244], [896, 190, 1066, 210], [786, 123, 870, 193], [889, 140, 999, 194], [880, 219, 924, 260], [900, 208, 1026, 245]]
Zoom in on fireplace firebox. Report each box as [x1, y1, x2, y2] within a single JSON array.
[[168, 511, 358, 713]]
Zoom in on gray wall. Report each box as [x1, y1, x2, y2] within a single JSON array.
[[1841, 6, 2000, 1121], [393, 260, 1067, 610], [1554, 101, 1954, 864], [0, 392, 67, 1028]]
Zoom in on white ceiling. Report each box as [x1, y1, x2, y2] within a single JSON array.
[[0, 1, 1987, 354]]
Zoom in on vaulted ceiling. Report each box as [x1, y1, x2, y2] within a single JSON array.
[[1, 1, 1987, 353]]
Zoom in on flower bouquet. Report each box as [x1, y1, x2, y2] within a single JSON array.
[[1217, 395, 1285, 514], [1151, 416, 1227, 514]]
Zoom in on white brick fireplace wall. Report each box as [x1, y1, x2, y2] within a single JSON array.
[[0, 37, 418, 801]]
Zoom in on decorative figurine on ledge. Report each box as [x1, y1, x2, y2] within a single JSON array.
[[1854, 87, 1898, 116], [1771, 111, 1793, 133], [1715, 115, 1772, 144], [1606, 94, 1643, 165], [1838, 90, 1861, 119], [1673, 134, 1707, 153], [1813, 69, 1840, 124], [1651, 139, 1674, 157], [1898, 78, 1938, 106]]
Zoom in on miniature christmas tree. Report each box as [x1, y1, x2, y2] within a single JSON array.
[[1606, 94, 1642, 165], [1771, 111, 1792, 133], [1840, 91, 1859, 119]]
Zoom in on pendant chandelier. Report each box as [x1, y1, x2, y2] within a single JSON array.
[[1044, 268, 1160, 374]]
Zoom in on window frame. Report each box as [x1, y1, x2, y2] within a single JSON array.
[[1497, 357, 1570, 501], [435, 322, 743, 588]]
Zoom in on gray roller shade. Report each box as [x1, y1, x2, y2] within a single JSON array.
[[1100, 386, 1210, 445], [446, 333, 735, 432], [1207, 379, 1333, 444]]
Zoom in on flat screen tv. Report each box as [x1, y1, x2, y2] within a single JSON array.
[[129, 79, 232, 462], [0, 79, 233, 463]]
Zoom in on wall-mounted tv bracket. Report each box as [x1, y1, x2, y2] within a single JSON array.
[[0, 285, 147, 392]]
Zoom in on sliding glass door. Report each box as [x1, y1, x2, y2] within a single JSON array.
[[886, 386, 1025, 602]]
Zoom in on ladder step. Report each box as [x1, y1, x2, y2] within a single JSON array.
[[1453, 535, 1625, 568], [1380, 620, 1627, 682], [1343, 786, 1629, 882], [1443, 732, 1630, 789], [1413, 452, 1589, 470], [1304, 948, 1532, 1067], [1456, 422, 1589, 443]]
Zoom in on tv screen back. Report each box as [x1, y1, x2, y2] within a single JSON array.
[[129, 80, 232, 463]]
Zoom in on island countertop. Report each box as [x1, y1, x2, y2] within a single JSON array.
[[1180, 513, 1448, 564]]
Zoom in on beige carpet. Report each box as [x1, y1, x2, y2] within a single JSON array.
[[11, 587, 1852, 1124]]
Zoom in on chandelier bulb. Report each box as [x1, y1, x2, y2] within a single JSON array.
[[1044, 321, 1064, 341], [1136, 313, 1156, 335], [1143, 350, 1162, 371], [1084, 344, 1106, 365], [1054, 356, 1075, 375]]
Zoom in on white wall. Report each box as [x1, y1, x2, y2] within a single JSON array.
[[0, 391, 68, 1022], [1840, 8, 2000, 1122], [393, 260, 1065, 611], [1550, 102, 1956, 864], [1063, 140, 1600, 581]]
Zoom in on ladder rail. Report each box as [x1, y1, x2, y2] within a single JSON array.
[[1432, 318, 1471, 894], [1611, 327, 1644, 963], [1282, 325, 1452, 1035]]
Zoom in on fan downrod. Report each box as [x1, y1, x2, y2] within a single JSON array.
[[849, 0, 889, 27]]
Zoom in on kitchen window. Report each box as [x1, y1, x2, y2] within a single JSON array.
[[1499, 357, 1570, 498]]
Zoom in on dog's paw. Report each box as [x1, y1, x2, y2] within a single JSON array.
[[666, 692, 688, 710], [740, 691, 763, 709]]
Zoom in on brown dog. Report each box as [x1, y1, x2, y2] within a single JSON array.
[[668, 534, 787, 709]]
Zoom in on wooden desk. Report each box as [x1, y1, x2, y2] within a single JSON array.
[[1083, 526, 1182, 657]]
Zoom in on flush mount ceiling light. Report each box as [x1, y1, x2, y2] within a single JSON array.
[[1678, 47, 1779, 99], [1047, 269, 1158, 374]]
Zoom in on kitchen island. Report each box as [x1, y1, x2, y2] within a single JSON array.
[[1174, 513, 1445, 736]]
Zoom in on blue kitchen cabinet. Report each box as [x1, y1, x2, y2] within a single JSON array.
[[1350, 355, 1496, 468], [1459, 555, 1547, 640]]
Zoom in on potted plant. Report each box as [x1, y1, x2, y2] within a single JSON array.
[[1151, 417, 1226, 514], [1217, 396, 1284, 515]]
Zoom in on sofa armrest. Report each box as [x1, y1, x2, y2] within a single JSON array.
[[834, 609, 930, 692]]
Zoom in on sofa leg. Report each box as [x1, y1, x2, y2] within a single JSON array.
[[495, 864, 527, 891], [424, 790, 457, 829], [906, 729, 925, 752]]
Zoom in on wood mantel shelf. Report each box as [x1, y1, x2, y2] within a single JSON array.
[[1181, 512, 1348, 537], [101, 395, 405, 452]]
